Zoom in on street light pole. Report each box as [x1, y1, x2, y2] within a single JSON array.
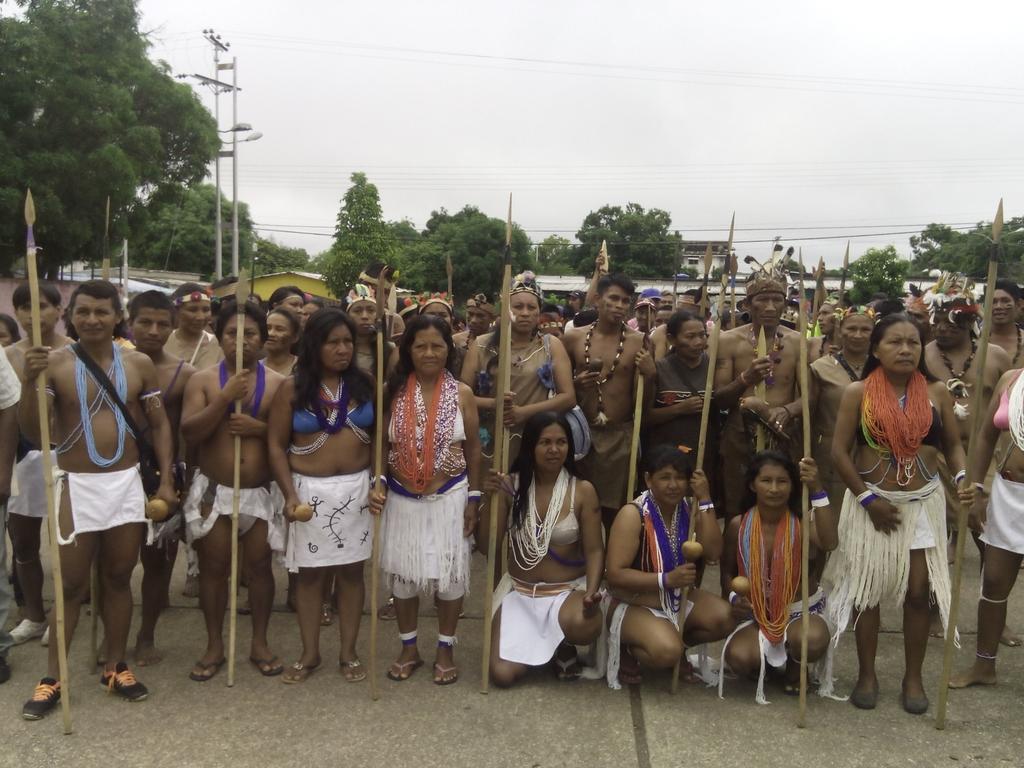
[[203, 29, 230, 279], [231, 56, 239, 277]]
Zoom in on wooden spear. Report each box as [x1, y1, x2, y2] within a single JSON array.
[[729, 253, 738, 329], [796, 250, 812, 728], [25, 191, 73, 734], [811, 256, 826, 323], [101, 196, 111, 280], [481, 195, 514, 694], [698, 243, 713, 319], [670, 212, 735, 694], [755, 328, 768, 452], [837, 242, 850, 309], [446, 253, 454, 308], [226, 271, 248, 687], [369, 265, 393, 701], [936, 199, 1004, 729]]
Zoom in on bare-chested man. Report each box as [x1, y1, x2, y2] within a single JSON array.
[[181, 300, 286, 681], [713, 269, 802, 530], [988, 280, 1022, 367], [126, 291, 195, 666], [564, 274, 655, 527], [5, 283, 69, 647], [20, 281, 177, 719]]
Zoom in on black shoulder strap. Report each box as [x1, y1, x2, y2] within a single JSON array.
[[71, 343, 150, 447]]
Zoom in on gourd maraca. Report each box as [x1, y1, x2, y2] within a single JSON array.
[[730, 575, 751, 598], [681, 539, 703, 562], [291, 503, 314, 523], [146, 498, 170, 522]]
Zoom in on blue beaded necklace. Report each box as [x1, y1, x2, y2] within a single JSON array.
[[75, 344, 127, 467]]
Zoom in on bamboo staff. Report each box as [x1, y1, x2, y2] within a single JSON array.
[[226, 271, 248, 687], [670, 212, 734, 694], [481, 195, 514, 694], [811, 257, 825, 323], [837, 242, 850, 309], [698, 243, 713, 319], [25, 190, 73, 734], [936, 199, 1004, 729], [369, 264, 393, 701], [796, 250, 812, 728], [728, 253, 738, 329], [91, 196, 112, 662], [755, 328, 767, 452], [626, 365, 644, 501], [446, 253, 454, 307]]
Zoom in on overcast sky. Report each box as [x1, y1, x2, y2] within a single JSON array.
[[139, 0, 1024, 271]]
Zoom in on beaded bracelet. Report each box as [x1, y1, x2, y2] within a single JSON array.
[[974, 482, 986, 493], [728, 591, 739, 605], [467, 490, 482, 502], [810, 494, 830, 509], [954, 469, 967, 485], [856, 489, 878, 508], [698, 501, 714, 512]]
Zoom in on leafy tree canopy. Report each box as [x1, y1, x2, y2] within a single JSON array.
[[571, 203, 682, 278], [321, 172, 397, 297], [0, 0, 219, 278], [254, 236, 310, 275], [849, 245, 910, 304], [910, 218, 1024, 281]]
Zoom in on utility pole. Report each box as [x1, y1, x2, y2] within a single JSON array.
[[230, 56, 239, 276], [203, 29, 230, 279]]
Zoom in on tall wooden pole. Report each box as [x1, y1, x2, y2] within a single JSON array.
[[755, 328, 767, 452], [797, 250, 812, 728], [670, 212, 734, 694], [698, 243, 713, 319], [25, 190, 73, 734], [369, 266, 393, 701], [837, 242, 850, 309], [226, 271, 248, 687], [446, 253, 454, 308], [481, 195, 513, 694], [936, 199, 1004, 729]]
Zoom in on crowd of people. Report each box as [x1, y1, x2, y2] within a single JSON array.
[[1, 250, 1021, 724]]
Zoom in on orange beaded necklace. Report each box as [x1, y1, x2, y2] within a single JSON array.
[[738, 507, 800, 644]]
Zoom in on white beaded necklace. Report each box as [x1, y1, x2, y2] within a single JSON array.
[[1008, 372, 1024, 452], [512, 468, 570, 571]]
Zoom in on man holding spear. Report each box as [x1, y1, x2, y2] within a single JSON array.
[[19, 275, 178, 720]]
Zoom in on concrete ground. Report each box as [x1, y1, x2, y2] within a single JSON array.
[[2, 539, 1022, 768]]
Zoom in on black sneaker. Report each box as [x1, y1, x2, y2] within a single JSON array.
[[100, 662, 149, 702], [0, 656, 10, 684], [22, 678, 60, 720]]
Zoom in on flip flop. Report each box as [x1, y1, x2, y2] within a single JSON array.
[[282, 660, 320, 684], [432, 662, 459, 686], [189, 658, 225, 682], [386, 659, 423, 681], [339, 659, 367, 683], [249, 655, 284, 677]]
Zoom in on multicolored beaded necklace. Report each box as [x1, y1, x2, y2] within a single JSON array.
[[737, 506, 800, 644], [639, 491, 690, 615], [749, 326, 784, 387], [390, 370, 460, 493]]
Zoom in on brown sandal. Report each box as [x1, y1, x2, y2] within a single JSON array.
[[282, 660, 320, 684], [339, 659, 366, 683]]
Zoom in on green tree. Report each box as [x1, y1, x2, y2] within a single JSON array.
[[0, 0, 219, 277], [536, 234, 573, 273], [399, 206, 533, 298], [321, 173, 397, 296], [571, 203, 682, 278], [254, 236, 309, 275], [128, 184, 253, 278], [849, 245, 910, 304], [910, 219, 1024, 280]]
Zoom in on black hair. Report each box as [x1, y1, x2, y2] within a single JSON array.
[[214, 299, 268, 342], [12, 282, 61, 310], [293, 308, 373, 414], [596, 273, 635, 297], [69, 280, 121, 315], [304, 296, 327, 309], [995, 279, 1022, 302], [643, 444, 694, 478], [386, 314, 457, 403], [208, 276, 237, 292], [171, 282, 209, 300], [0, 313, 21, 343], [862, 312, 934, 381], [541, 303, 561, 315], [268, 285, 306, 309], [666, 309, 704, 339], [268, 306, 301, 337], [128, 290, 175, 321], [872, 299, 906, 319], [508, 411, 579, 530], [573, 309, 598, 327], [739, 450, 801, 515]]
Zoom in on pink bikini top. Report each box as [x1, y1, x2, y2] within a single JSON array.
[[994, 371, 1023, 430]]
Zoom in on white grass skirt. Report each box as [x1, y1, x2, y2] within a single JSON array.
[[380, 478, 471, 594]]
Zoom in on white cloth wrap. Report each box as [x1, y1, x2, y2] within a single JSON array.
[[717, 587, 839, 704], [285, 470, 372, 572], [9, 450, 56, 519], [980, 474, 1024, 555], [380, 477, 472, 595], [55, 465, 148, 545], [822, 476, 955, 648], [182, 470, 286, 553], [605, 598, 693, 691], [491, 573, 584, 666]]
